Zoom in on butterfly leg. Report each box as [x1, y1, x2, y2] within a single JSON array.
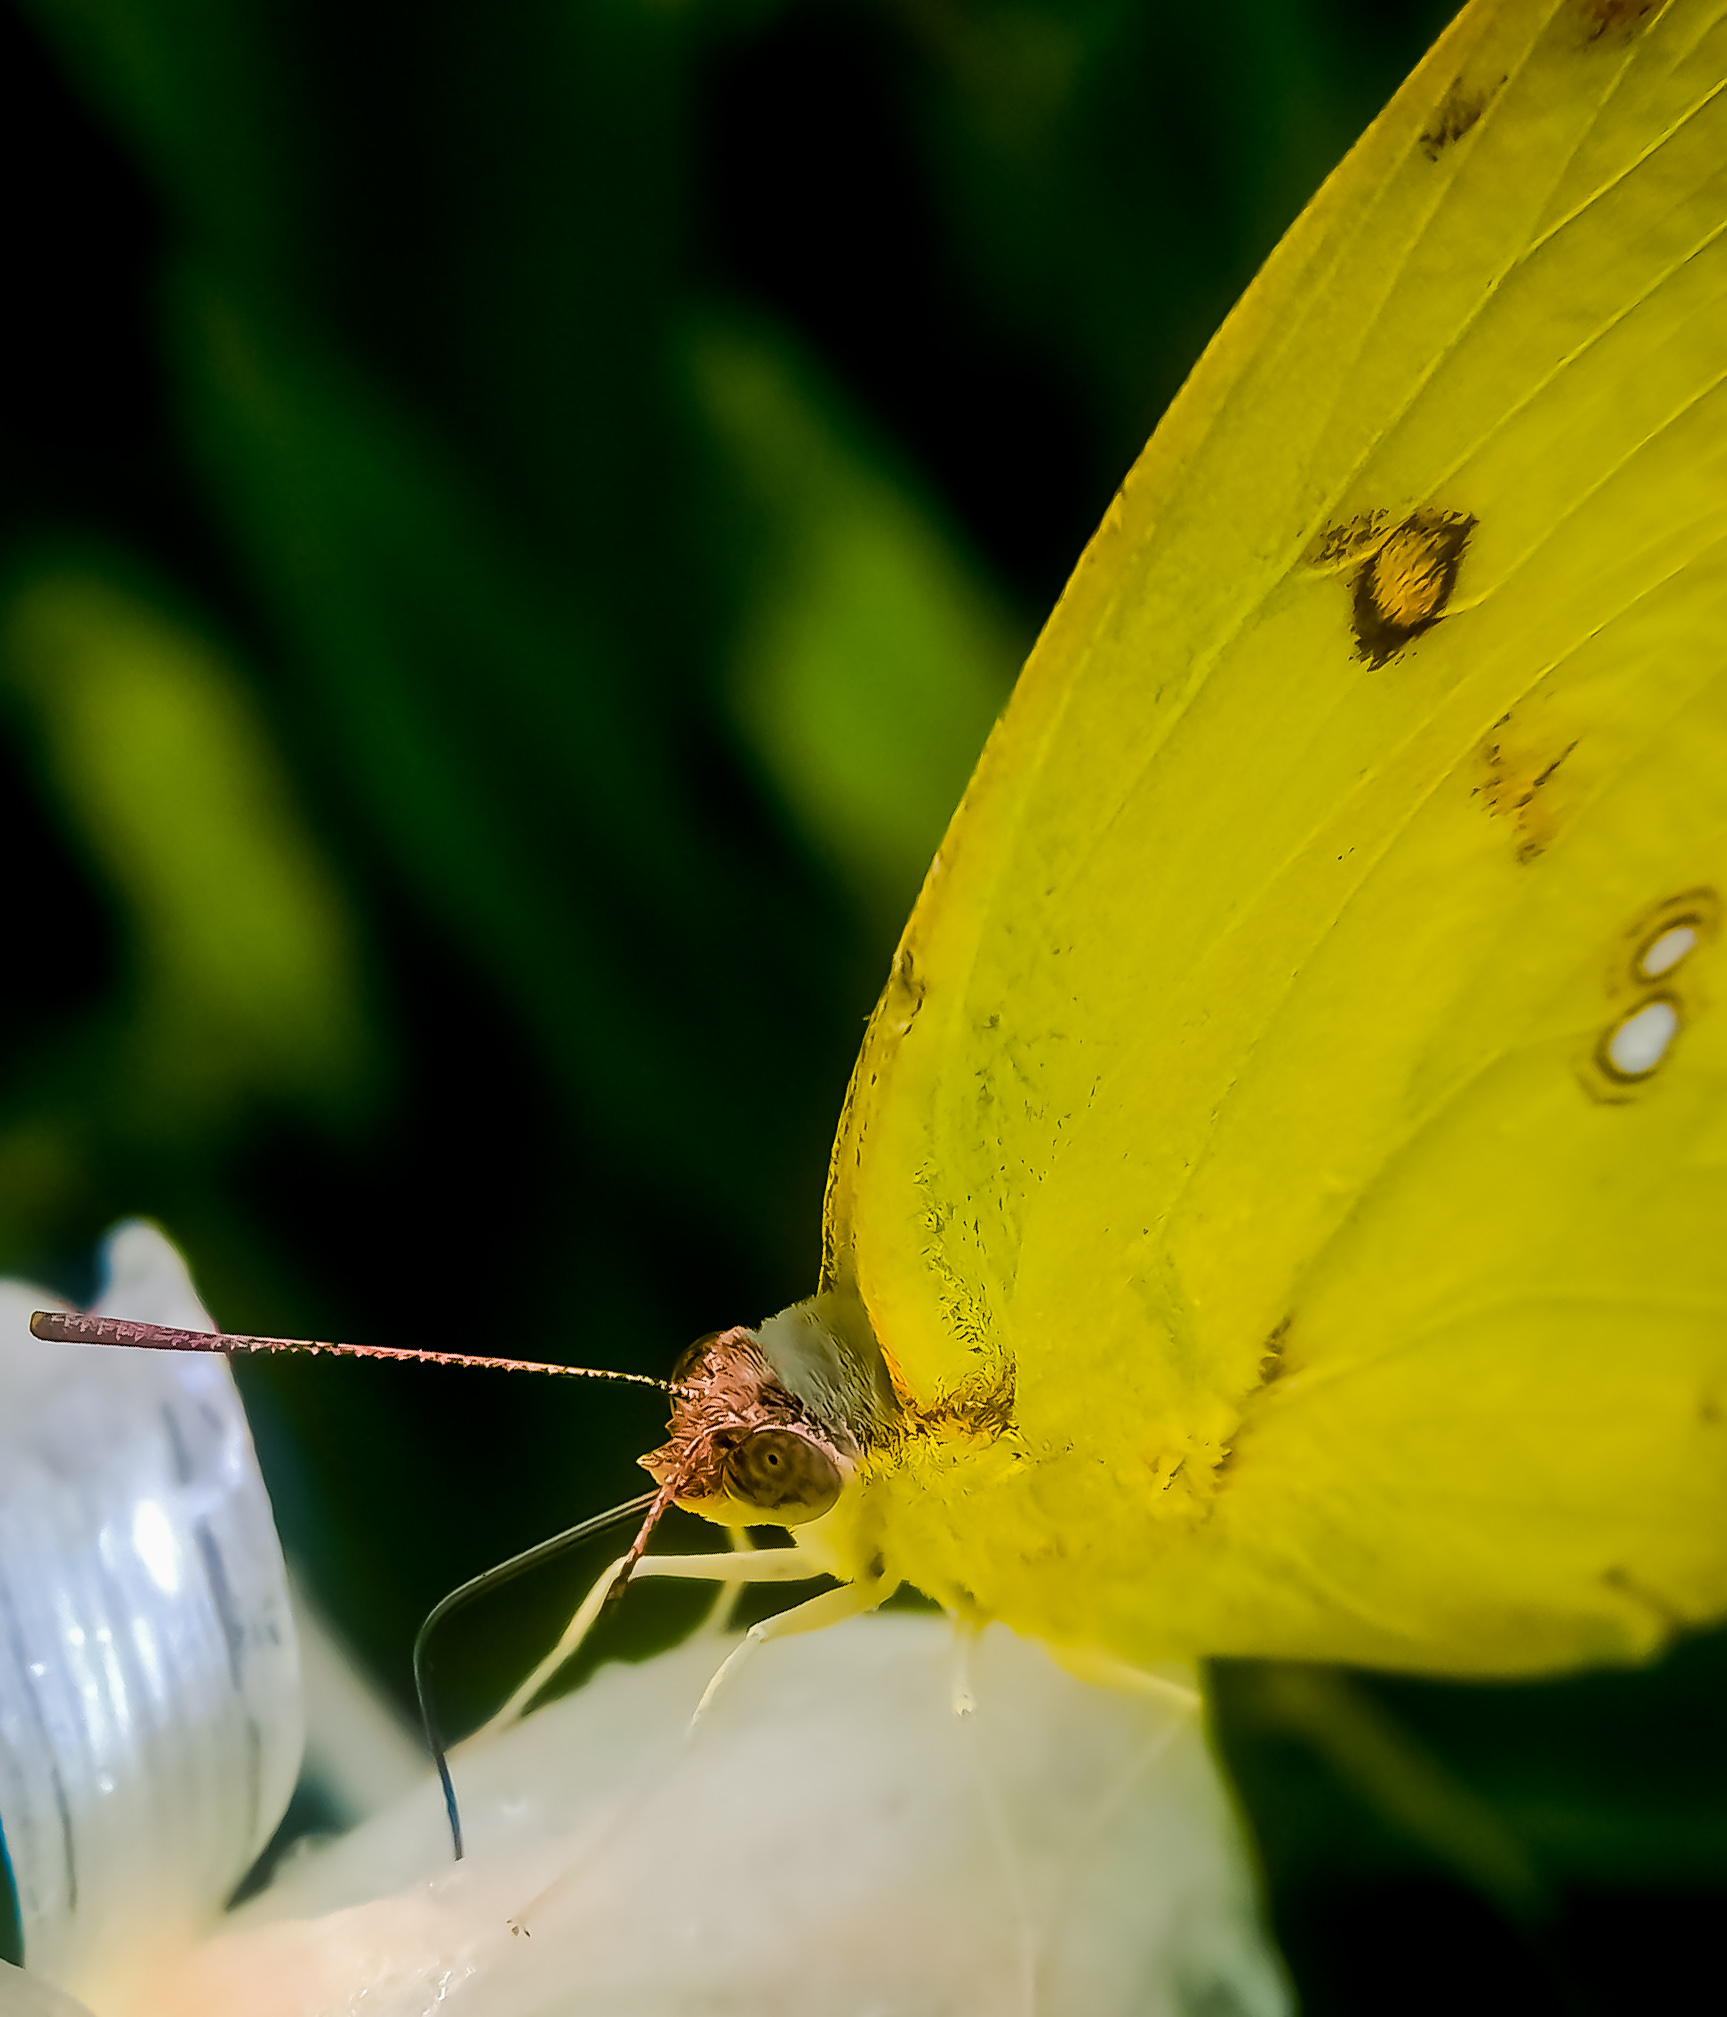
[[483, 1542, 831, 1734], [687, 1572, 897, 1730], [691, 1525, 754, 1640], [1049, 1643, 1201, 1712], [948, 1618, 981, 1716]]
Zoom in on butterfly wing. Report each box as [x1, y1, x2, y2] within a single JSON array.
[[823, 0, 1727, 1674]]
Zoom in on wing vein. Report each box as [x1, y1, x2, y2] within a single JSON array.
[[1094, 534, 1727, 1311], [1011, 21, 1722, 938], [1522, 61, 1727, 265]]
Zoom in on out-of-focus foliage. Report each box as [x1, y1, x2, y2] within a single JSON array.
[[694, 318, 1023, 922], [0, 564, 369, 1121], [0, 0, 1720, 2008]]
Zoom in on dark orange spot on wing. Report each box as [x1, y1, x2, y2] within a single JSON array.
[[1349, 509, 1475, 667]]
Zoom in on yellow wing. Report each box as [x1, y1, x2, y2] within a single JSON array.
[[823, 0, 1727, 1677]]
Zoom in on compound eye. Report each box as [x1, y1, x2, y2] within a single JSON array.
[[721, 1428, 843, 1521]]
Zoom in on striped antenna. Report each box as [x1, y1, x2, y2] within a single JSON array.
[[28, 1311, 694, 1397]]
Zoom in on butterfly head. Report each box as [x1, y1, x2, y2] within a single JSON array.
[[642, 1297, 896, 1529]]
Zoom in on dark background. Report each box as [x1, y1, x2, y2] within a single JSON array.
[[2, 0, 1722, 2008]]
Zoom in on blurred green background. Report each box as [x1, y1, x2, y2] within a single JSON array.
[[2, 0, 1721, 2007]]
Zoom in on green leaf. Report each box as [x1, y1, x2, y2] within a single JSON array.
[[0, 556, 372, 1129], [692, 318, 1024, 925]]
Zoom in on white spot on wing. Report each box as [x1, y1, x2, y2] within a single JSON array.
[[1605, 999, 1679, 1078], [1637, 924, 1698, 979]]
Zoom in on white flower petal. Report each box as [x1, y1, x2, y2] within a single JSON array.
[[0, 1227, 301, 2013], [137, 1616, 1288, 2017], [0, 1956, 96, 2016]]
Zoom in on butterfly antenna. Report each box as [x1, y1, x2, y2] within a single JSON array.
[[412, 1491, 659, 1861], [36, 1310, 705, 1859], [28, 1312, 696, 1397]]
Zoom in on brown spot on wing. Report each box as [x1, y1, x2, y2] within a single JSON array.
[[1306, 511, 1386, 573], [1574, 0, 1666, 42], [1213, 1318, 1298, 1488], [1419, 78, 1496, 159], [1473, 722, 1577, 862], [1257, 1315, 1291, 1386]]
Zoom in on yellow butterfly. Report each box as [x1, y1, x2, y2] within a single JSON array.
[[638, 0, 1727, 1687], [43, 0, 1727, 1705]]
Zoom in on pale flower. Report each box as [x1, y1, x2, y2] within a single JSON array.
[[0, 1227, 1289, 2017]]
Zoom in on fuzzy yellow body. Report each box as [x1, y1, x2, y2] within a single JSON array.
[[812, 0, 1727, 1677]]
